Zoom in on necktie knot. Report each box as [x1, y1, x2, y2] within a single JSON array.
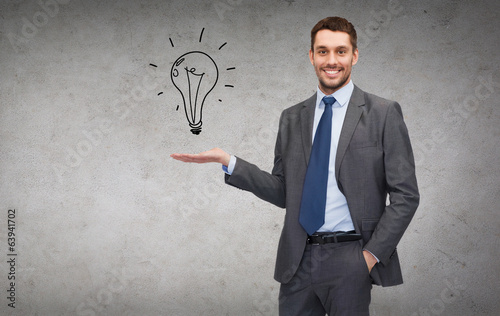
[[323, 96, 336, 108]]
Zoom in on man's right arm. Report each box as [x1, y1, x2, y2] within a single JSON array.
[[223, 155, 286, 208]]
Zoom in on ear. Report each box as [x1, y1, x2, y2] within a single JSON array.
[[309, 49, 314, 65], [352, 48, 359, 66]]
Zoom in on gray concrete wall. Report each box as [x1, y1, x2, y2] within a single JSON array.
[[1, 0, 499, 315]]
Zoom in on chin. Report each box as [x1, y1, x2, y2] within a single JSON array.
[[320, 77, 349, 93]]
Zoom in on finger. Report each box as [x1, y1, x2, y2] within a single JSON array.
[[171, 153, 209, 163], [170, 153, 196, 161]]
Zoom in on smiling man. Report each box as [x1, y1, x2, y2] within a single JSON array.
[[171, 17, 419, 316]]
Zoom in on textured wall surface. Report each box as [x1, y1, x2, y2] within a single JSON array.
[[1, 0, 499, 315]]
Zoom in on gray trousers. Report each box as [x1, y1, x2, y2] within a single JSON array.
[[279, 241, 372, 316]]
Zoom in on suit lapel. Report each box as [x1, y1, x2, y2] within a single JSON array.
[[300, 93, 317, 165], [335, 85, 365, 180]]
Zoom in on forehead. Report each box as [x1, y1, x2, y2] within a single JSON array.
[[313, 30, 352, 49]]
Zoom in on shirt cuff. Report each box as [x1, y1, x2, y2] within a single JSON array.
[[222, 155, 237, 175]]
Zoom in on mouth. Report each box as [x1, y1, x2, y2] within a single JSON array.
[[323, 69, 341, 77]]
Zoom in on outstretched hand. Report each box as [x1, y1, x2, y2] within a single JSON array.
[[170, 148, 231, 166]]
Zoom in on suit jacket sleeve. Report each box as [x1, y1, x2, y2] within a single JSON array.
[[224, 113, 287, 208], [363, 102, 420, 265]]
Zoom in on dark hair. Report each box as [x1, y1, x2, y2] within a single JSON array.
[[311, 17, 357, 51]]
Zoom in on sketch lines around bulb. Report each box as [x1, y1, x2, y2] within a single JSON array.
[[150, 27, 235, 135]]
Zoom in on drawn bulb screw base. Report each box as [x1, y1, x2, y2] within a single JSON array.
[[189, 121, 202, 135], [171, 51, 219, 135]]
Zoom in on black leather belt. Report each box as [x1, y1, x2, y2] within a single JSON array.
[[307, 231, 362, 244]]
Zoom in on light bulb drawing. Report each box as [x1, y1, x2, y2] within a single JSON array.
[[171, 51, 219, 135], [150, 27, 235, 135]]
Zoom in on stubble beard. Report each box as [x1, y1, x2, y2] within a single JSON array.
[[318, 69, 351, 95]]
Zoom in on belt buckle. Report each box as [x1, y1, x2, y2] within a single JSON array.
[[308, 234, 322, 245]]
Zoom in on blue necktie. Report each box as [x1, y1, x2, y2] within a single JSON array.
[[299, 96, 336, 235]]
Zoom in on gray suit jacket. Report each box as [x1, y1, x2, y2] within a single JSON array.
[[225, 85, 419, 287]]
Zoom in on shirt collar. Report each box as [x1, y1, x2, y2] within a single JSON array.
[[316, 80, 354, 109]]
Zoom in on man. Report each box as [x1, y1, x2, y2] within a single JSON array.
[[171, 17, 419, 316]]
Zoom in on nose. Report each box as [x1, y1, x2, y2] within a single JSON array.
[[327, 52, 337, 66]]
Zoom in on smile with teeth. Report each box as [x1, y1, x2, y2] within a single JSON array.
[[324, 69, 341, 75]]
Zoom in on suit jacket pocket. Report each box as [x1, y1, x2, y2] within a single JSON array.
[[350, 141, 378, 149], [362, 219, 379, 231], [361, 219, 379, 242]]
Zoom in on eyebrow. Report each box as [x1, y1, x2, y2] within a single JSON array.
[[315, 45, 350, 51]]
